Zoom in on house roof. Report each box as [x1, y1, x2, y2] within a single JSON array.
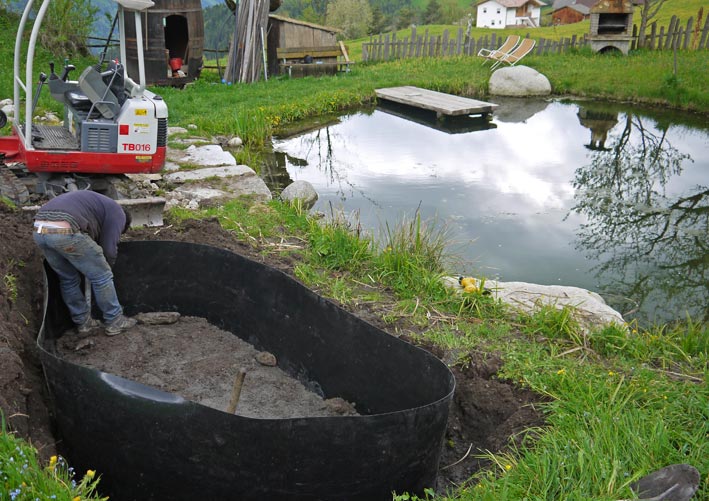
[[552, 0, 597, 14], [552, 0, 597, 8], [477, 0, 546, 7], [268, 14, 341, 34]]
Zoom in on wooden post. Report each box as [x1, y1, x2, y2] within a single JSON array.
[[665, 16, 677, 49], [226, 368, 247, 414], [683, 17, 693, 49]]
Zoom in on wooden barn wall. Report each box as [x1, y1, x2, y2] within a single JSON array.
[[276, 22, 337, 48], [552, 7, 586, 25], [268, 19, 338, 75]]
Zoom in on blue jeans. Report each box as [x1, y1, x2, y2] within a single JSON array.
[[33, 232, 123, 324]]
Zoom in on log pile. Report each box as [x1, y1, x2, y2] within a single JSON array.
[[224, 0, 271, 83]]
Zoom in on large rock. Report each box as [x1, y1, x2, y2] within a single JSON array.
[[280, 180, 318, 210], [444, 276, 625, 332], [163, 146, 272, 209], [489, 66, 552, 97], [170, 144, 237, 167], [164, 165, 254, 183]]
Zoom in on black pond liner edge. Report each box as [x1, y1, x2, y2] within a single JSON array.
[[37, 241, 456, 501]]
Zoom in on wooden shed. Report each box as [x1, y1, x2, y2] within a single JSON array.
[[123, 0, 204, 87], [267, 15, 341, 76]]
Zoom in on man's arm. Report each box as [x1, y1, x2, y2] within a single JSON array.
[[98, 203, 126, 266]]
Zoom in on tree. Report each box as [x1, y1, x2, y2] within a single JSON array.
[[37, 0, 97, 56], [326, 0, 373, 39], [423, 0, 441, 24], [301, 6, 325, 25], [636, 0, 670, 48], [396, 6, 417, 29], [369, 5, 388, 34], [439, 0, 467, 24], [278, 0, 326, 20]]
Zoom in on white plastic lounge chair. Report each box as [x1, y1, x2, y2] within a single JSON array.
[[489, 38, 536, 70], [478, 35, 520, 60]]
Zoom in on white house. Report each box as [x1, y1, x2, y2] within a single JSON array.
[[476, 0, 546, 29]]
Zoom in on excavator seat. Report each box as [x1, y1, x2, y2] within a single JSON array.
[[64, 90, 93, 112]]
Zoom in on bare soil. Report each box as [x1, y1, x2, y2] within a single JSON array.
[[56, 315, 358, 418], [0, 207, 545, 493]]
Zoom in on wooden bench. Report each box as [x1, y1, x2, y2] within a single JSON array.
[[276, 42, 354, 77]]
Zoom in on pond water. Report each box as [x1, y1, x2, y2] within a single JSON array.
[[264, 98, 708, 327]]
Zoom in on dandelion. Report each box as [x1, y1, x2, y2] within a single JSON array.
[[608, 371, 616, 376], [505, 464, 512, 471], [73, 497, 81, 501], [556, 368, 566, 375]]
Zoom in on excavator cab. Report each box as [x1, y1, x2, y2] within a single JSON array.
[[0, 0, 167, 225]]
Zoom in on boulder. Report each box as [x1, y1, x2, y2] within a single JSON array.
[[489, 65, 552, 97], [179, 144, 237, 167], [1, 104, 14, 118], [164, 165, 253, 183], [444, 276, 625, 332], [280, 180, 318, 210]]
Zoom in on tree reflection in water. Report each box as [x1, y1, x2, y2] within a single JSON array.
[[572, 107, 708, 324]]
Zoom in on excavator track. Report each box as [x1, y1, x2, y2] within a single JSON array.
[[0, 160, 30, 205]]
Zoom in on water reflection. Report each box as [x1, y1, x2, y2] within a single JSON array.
[[572, 105, 707, 323], [267, 99, 708, 325], [577, 106, 618, 150], [377, 100, 497, 134]]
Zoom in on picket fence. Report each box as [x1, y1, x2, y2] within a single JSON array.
[[362, 15, 709, 62]]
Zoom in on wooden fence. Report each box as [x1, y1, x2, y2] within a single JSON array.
[[362, 15, 709, 62]]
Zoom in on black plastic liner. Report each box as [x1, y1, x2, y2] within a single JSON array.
[[38, 241, 456, 501]]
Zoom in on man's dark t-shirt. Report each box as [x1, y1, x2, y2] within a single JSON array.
[[35, 191, 126, 265]]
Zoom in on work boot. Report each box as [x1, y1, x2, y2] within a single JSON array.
[[77, 316, 101, 334], [105, 314, 137, 336]]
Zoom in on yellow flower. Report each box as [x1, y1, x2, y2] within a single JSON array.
[[73, 497, 81, 501], [608, 371, 616, 376], [49, 456, 57, 468], [556, 369, 566, 375], [505, 464, 512, 471], [86, 469, 96, 479]]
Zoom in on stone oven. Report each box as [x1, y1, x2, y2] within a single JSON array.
[[588, 0, 634, 54]]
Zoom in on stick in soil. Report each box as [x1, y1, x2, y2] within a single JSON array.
[[226, 368, 247, 414]]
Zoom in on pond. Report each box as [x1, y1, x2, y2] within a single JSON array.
[[264, 98, 708, 327]]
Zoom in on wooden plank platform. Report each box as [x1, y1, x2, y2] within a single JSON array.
[[375, 86, 498, 117]]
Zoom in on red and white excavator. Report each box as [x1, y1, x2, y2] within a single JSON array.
[[0, 0, 168, 225]]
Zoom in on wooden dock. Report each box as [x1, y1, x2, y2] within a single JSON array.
[[375, 86, 498, 118]]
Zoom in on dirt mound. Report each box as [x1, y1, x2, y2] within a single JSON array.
[[0, 204, 54, 456], [0, 207, 544, 493]]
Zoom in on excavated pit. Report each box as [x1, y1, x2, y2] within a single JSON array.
[[38, 241, 456, 501]]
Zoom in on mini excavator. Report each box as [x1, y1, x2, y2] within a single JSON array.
[[0, 0, 167, 225]]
